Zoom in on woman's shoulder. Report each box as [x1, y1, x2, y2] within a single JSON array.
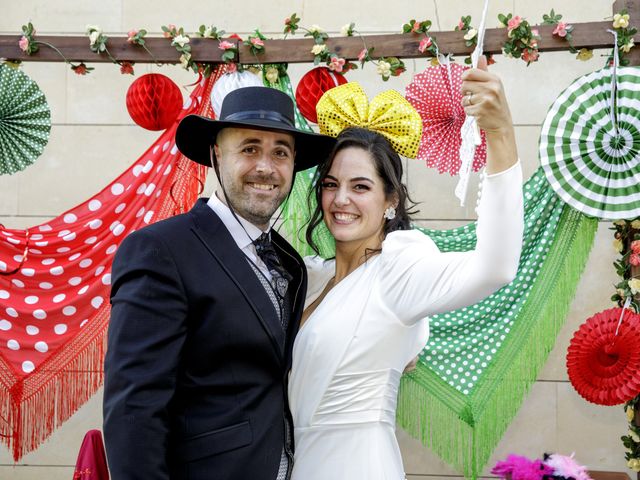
[[381, 229, 438, 255], [303, 255, 334, 271], [303, 256, 335, 297]]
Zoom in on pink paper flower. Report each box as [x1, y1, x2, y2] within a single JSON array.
[[127, 29, 138, 43], [120, 61, 134, 75], [553, 22, 569, 37], [73, 63, 89, 75], [163, 24, 176, 38], [418, 36, 432, 53], [18, 36, 29, 52], [218, 40, 235, 50], [358, 48, 367, 62], [630, 253, 640, 267], [458, 20, 465, 30], [508, 15, 523, 32], [522, 48, 539, 63], [250, 37, 264, 47], [411, 22, 421, 33], [631, 240, 640, 254], [329, 56, 345, 72]]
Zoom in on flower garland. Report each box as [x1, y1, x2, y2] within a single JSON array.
[[124, 28, 161, 74], [263, 63, 288, 86], [543, 10, 577, 53], [282, 15, 357, 75], [612, 217, 640, 473], [454, 16, 496, 66], [85, 25, 121, 67], [611, 10, 638, 66], [161, 24, 192, 72], [403, 18, 439, 60], [11, 8, 619, 80], [498, 14, 541, 65], [610, 218, 640, 311], [623, 396, 640, 472], [19, 22, 92, 75], [245, 29, 266, 58]]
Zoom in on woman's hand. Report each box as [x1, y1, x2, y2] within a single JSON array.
[[460, 55, 518, 174]]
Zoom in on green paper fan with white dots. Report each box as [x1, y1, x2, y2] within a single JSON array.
[[0, 64, 51, 175]]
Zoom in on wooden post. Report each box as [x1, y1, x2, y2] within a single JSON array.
[[636, 326, 640, 480], [614, 0, 640, 65]]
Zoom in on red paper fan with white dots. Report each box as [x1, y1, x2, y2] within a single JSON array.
[[405, 63, 487, 176]]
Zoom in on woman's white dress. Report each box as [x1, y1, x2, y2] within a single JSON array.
[[288, 162, 524, 479]]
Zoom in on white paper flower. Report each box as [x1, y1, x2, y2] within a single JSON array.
[[85, 24, 102, 35], [265, 67, 279, 84], [376, 60, 391, 78], [464, 28, 478, 41], [172, 34, 190, 48], [311, 44, 327, 56], [89, 31, 101, 46]]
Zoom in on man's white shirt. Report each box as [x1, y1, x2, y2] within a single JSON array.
[[207, 193, 273, 281]]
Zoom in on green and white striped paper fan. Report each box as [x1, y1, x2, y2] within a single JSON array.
[[539, 66, 640, 220], [0, 64, 51, 175]]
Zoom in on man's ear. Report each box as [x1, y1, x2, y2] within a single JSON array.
[[210, 144, 221, 179]]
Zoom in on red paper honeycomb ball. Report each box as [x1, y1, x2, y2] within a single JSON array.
[[295, 67, 347, 124], [126, 73, 183, 131]]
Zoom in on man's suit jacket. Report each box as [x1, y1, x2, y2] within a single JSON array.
[[103, 198, 306, 480]]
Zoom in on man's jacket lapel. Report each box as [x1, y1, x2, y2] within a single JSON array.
[[188, 199, 286, 359]]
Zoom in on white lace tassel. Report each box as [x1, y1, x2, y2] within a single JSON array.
[[455, 0, 490, 206], [614, 296, 632, 338]]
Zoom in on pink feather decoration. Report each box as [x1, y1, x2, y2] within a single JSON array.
[[491, 454, 554, 480], [544, 453, 593, 480]]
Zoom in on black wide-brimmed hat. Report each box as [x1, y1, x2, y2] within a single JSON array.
[[175, 86, 335, 172]]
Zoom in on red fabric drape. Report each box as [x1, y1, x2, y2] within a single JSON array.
[[73, 429, 109, 479], [0, 66, 223, 461]]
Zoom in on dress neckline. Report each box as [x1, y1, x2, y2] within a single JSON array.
[[299, 255, 381, 337]]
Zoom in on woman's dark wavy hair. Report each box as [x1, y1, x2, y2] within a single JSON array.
[[305, 127, 418, 256]]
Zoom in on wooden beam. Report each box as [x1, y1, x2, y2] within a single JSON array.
[[588, 472, 631, 480], [0, 36, 225, 63], [240, 21, 618, 63], [0, 20, 628, 65], [614, 0, 640, 20]]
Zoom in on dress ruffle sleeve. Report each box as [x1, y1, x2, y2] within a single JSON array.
[[303, 256, 336, 308]]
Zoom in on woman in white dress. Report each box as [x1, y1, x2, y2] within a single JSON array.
[[288, 58, 524, 479]]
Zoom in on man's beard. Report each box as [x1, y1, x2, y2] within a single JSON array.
[[222, 174, 290, 227]]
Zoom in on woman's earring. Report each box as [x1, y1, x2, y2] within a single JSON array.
[[383, 206, 396, 220]]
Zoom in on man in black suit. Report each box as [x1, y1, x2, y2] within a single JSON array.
[[103, 86, 335, 480]]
